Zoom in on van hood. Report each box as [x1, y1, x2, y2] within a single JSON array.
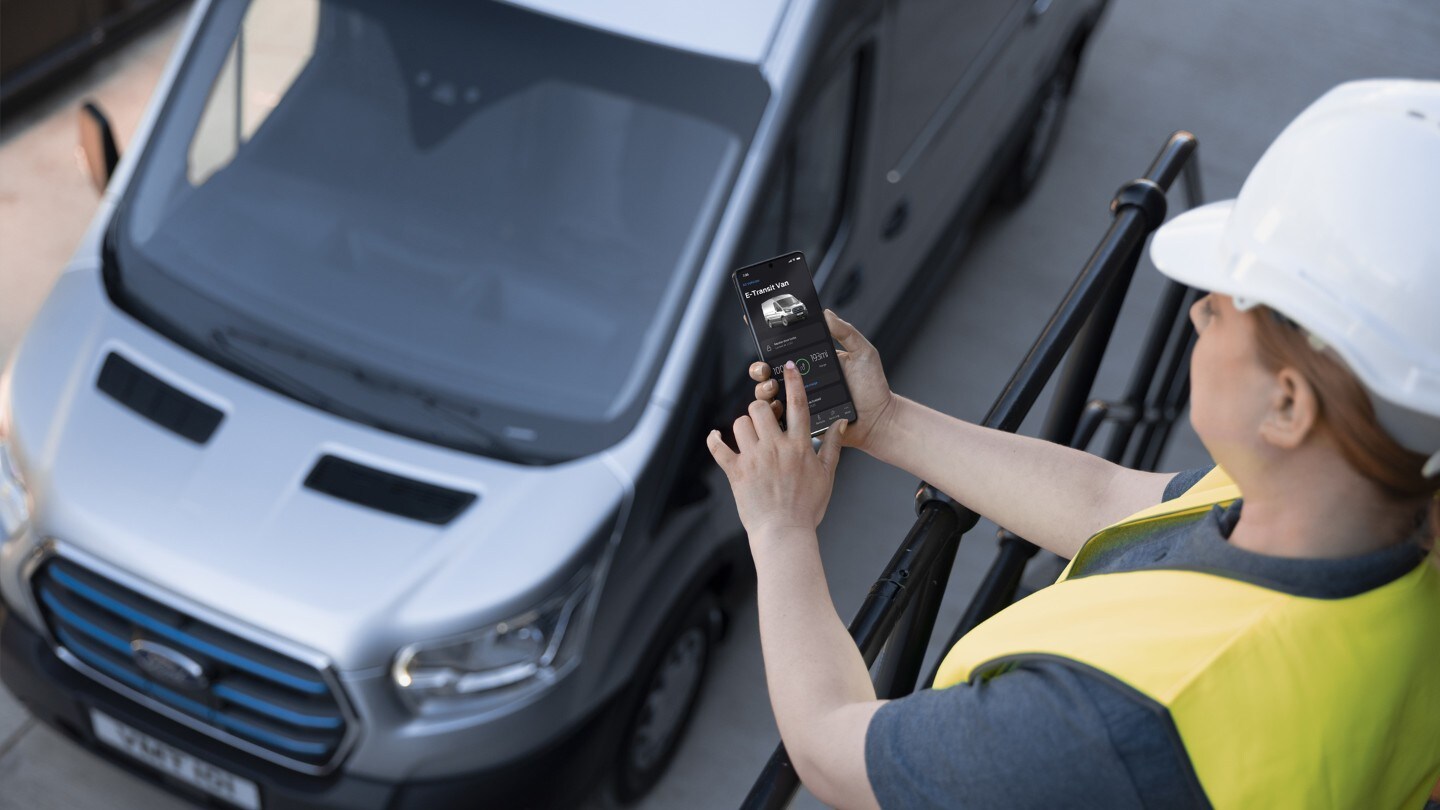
[[5, 269, 632, 671]]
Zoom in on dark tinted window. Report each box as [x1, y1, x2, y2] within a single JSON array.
[[789, 61, 857, 262], [740, 56, 860, 268]]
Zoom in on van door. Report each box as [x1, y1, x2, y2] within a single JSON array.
[[863, 0, 1032, 317]]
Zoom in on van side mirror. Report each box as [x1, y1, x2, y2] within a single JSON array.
[[78, 101, 120, 194]]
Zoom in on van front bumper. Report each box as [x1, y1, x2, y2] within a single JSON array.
[[0, 599, 623, 810]]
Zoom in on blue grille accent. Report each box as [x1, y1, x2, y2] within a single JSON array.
[[47, 567, 327, 694], [33, 559, 350, 769]]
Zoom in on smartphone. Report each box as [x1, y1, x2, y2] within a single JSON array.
[[732, 251, 858, 436]]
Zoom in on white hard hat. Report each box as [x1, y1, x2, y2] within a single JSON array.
[[1149, 79, 1440, 478]]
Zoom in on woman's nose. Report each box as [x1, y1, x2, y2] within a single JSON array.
[[1188, 294, 1209, 330]]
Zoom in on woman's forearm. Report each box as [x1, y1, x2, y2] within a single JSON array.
[[751, 527, 877, 734], [749, 526, 883, 801], [864, 395, 1171, 558]]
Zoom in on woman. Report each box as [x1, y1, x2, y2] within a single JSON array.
[[706, 79, 1440, 808]]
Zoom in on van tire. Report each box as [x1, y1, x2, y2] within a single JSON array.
[[610, 589, 721, 804], [993, 45, 1080, 208]]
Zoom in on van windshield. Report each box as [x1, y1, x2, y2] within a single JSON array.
[[109, 0, 767, 463]]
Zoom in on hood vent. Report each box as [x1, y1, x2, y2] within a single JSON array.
[[96, 352, 224, 444], [304, 455, 476, 525]]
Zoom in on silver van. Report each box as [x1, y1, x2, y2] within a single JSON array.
[[0, 0, 1107, 807], [762, 294, 808, 328]]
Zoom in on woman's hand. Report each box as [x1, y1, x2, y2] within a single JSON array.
[[750, 309, 898, 455], [707, 361, 846, 541]]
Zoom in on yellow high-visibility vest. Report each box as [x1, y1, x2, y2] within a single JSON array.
[[931, 467, 1440, 808]]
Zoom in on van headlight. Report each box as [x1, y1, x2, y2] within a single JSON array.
[[392, 566, 594, 713], [0, 375, 30, 542]]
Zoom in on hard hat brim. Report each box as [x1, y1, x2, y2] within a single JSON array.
[[1147, 199, 1237, 298]]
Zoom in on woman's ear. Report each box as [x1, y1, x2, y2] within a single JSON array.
[[1260, 367, 1319, 449]]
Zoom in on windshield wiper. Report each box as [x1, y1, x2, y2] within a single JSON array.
[[209, 326, 531, 462]]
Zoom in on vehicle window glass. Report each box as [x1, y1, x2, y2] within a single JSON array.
[[740, 165, 786, 262], [188, 39, 239, 184], [189, 0, 319, 185], [737, 56, 858, 269], [116, 0, 768, 463], [788, 59, 857, 264]]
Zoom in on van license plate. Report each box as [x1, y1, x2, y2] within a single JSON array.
[[90, 709, 261, 810]]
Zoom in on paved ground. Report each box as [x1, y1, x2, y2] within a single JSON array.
[[1, 0, 1436, 808]]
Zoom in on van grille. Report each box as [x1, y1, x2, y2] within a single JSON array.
[[32, 558, 351, 772]]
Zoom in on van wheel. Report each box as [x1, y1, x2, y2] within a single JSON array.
[[994, 47, 1079, 208], [611, 590, 720, 804]]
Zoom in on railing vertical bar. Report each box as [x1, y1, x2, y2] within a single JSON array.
[[1102, 278, 1192, 463], [1181, 149, 1205, 211], [1039, 241, 1146, 450], [873, 529, 960, 698], [1129, 286, 1200, 470], [740, 131, 1202, 810]]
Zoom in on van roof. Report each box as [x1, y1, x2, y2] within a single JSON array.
[[494, 0, 789, 64]]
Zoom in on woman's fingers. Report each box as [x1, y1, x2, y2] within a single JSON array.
[[705, 429, 735, 472], [749, 361, 772, 382], [755, 377, 779, 402], [749, 398, 781, 440], [732, 413, 759, 451]]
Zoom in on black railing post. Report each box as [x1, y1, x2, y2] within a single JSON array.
[[1039, 238, 1147, 450], [1133, 296, 1199, 471], [921, 179, 1181, 675], [872, 525, 960, 698], [1102, 278, 1192, 464], [740, 132, 1203, 809]]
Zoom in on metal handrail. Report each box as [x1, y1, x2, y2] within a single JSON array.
[[740, 131, 1204, 809]]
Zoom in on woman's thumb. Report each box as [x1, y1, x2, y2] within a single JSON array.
[[825, 309, 864, 353], [819, 419, 846, 472]]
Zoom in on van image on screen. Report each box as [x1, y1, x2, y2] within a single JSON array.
[[762, 294, 808, 328], [0, 0, 1107, 806]]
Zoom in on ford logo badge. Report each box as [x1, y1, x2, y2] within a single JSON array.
[[131, 639, 209, 692]]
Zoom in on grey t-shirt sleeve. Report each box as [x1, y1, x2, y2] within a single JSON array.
[[1162, 465, 1215, 502], [863, 660, 1205, 809]]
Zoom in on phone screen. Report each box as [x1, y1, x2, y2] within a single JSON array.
[[732, 251, 857, 435]]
